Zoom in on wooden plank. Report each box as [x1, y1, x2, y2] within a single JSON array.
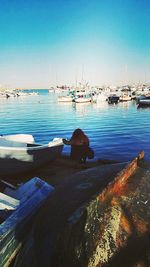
[[0, 178, 54, 267], [0, 193, 20, 210]]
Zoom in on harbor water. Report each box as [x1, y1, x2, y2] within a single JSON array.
[[0, 89, 150, 163]]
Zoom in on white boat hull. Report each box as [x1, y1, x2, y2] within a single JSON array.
[[119, 95, 132, 101], [0, 135, 64, 177], [75, 98, 91, 103], [92, 93, 107, 103], [58, 96, 73, 102]]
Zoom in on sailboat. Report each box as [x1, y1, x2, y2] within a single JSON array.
[[74, 81, 91, 103]]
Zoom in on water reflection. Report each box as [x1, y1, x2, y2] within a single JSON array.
[[119, 101, 130, 109], [94, 101, 109, 110], [73, 102, 91, 117], [57, 101, 74, 113]]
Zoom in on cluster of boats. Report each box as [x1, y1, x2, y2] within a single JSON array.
[[58, 89, 92, 103], [0, 89, 38, 99], [55, 86, 150, 107]]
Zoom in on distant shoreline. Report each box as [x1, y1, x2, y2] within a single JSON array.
[[0, 88, 49, 91], [21, 88, 49, 90]]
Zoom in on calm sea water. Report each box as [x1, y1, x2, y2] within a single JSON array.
[[0, 89, 150, 163]]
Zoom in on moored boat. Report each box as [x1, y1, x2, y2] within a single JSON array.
[[49, 88, 54, 93], [92, 92, 107, 103], [75, 96, 91, 103], [74, 90, 91, 103], [108, 95, 120, 104], [138, 96, 150, 107], [119, 94, 132, 101], [58, 96, 73, 102], [0, 177, 54, 267], [58, 91, 74, 102], [0, 134, 64, 177]]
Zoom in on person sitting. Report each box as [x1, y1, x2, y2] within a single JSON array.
[[63, 128, 90, 164]]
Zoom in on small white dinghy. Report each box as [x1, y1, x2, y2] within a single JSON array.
[[0, 134, 64, 176], [0, 177, 54, 267]]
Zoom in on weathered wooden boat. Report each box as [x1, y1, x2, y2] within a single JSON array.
[[0, 177, 54, 267], [11, 152, 147, 267], [0, 134, 64, 177]]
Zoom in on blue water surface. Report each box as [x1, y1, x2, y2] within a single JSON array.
[[0, 89, 150, 163]]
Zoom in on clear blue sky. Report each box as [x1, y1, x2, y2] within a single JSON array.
[[0, 0, 150, 88]]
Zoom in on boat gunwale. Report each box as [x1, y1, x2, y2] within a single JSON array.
[[0, 136, 63, 151], [0, 142, 63, 151]]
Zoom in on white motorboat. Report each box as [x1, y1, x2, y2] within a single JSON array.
[[74, 90, 91, 103], [58, 95, 74, 102], [92, 92, 108, 103], [75, 97, 91, 103], [119, 94, 132, 101], [0, 134, 64, 177]]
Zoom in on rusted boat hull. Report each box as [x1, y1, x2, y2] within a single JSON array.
[[11, 152, 147, 267]]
